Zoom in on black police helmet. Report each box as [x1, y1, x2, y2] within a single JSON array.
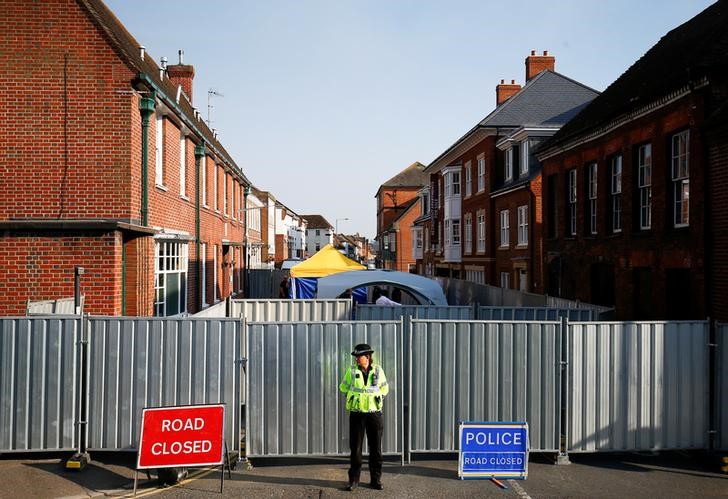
[[351, 343, 374, 356]]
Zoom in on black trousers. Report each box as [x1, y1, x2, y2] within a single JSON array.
[[348, 411, 383, 484]]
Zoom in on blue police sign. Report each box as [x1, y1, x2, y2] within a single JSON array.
[[458, 422, 529, 479]]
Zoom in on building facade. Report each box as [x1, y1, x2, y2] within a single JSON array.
[[0, 0, 279, 315], [302, 214, 334, 255], [416, 52, 598, 293], [375, 162, 428, 271], [537, 1, 728, 320]]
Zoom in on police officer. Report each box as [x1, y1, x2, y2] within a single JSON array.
[[339, 343, 389, 491]]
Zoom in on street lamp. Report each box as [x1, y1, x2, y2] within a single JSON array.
[[243, 185, 251, 297], [335, 217, 349, 235]]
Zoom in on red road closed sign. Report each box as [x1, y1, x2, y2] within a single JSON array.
[[137, 404, 225, 469]]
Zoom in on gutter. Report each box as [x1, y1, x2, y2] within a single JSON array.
[[137, 73, 252, 187], [0, 219, 157, 234]]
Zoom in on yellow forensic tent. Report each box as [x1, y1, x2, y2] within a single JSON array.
[[290, 244, 365, 278]]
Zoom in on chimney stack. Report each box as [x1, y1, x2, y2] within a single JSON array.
[[496, 79, 521, 106], [167, 49, 195, 103], [525, 50, 555, 81]]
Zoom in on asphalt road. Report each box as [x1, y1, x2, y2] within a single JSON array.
[[0, 451, 725, 498]]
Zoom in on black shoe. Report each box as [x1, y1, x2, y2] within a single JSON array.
[[345, 481, 358, 491], [370, 482, 384, 490]]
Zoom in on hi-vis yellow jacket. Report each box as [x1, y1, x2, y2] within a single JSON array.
[[339, 364, 389, 412]]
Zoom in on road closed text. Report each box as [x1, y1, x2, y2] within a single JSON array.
[[137, 405, 225, 469]]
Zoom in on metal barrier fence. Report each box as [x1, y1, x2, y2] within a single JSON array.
[[718, 322, 728, 450], [231, 299, 352, 322], [247, 269, 289, 299], [356, 305, 473, 322], [478, 307, 597, 321], [567, 321, 709, 452], [26, 296, 83, 315], [0, 317, 80, 452], [86, 317, 242, 452], [246, 321, 402, 458], [189, 299, 228, 318], [408, 320, 561, 455]]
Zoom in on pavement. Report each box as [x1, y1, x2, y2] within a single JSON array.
[[0, 451, 726, 498]]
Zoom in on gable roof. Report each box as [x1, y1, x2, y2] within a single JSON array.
[[426, 71, 599, 171], [76, 0, 250, 185], [301, 214, 333, 229], [378, 162, 428, 192], [542, 0, 728, 152]]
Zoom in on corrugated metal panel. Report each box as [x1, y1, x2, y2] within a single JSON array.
[[718, 323, 728, 450], [26, 296, 82, 315], [567, 321, 709, 452], [248, 269, 289, 299], [478, 307, 596, 321], [246, 321, 402, 457], [356, 305, 473, 322], [86, 317, 241, 452], [190, 300, 227, 318], [0, 317, 79, 452], [231, 299, 352, 322], [409, 320, 560, 453]]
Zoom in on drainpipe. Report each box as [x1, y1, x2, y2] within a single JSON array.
[[139, 94, 156, 226], [195, 142, 206, 310]]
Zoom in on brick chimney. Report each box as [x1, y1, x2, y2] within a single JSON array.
[[496, 79, 521, 106], [525, 50, 555, 81], [167, 50, 195, 103]]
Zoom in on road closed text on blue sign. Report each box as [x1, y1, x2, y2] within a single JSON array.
[[458, 422, 529, 479]]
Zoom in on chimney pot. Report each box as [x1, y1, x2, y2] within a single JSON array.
[[178, 49, 184, 64], [511, 79, 516, 84], [500, 79, 505, 84], [139, 46, 145, 59], [531, 50, 536, 56], [543, 50, 548, 56]]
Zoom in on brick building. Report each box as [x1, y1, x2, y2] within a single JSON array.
[[537, 1, 728, 320], [416, 53, 598, 292], [375, 162, 428, 271], [0, 0, 260, 315]]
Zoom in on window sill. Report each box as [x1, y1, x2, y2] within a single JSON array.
[[499, 245, 510, 250], [180, 194, 190, 202], [516, 243, 528, 248], [155, 184, 168, 192]]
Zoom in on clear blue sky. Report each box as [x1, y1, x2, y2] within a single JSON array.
[[105, 0, 714, 239]]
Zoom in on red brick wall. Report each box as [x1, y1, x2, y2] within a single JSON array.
[[541, 96, 706, 319], [0, 231, 122, 316], [706, 118, 728, 321], [0, 0, 136, 221], [0, 0, 250, 315]]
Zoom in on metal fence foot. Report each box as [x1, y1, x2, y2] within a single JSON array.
[[65, 451, 90, 470], [555, 452, 571, 465]]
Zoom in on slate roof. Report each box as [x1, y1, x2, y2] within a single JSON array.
[[301, 215, 333, 229], [380, 162, 428, 189], [543, 0, 728, 150], [76, 0, 250, 185], [479, 70, 599, 128], [427, 71, 599, 170]]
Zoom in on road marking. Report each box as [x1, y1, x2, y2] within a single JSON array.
[[119, 467, 220, 498], [508, 479, 532, 499]]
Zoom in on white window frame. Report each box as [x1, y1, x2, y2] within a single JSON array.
[[672, 130, 689, 227], [611, 156, 622, 233], [500, 271, 510, 289], [588, 163, 598, 235], [179, 133, 186, 197], [154, 241, 188, 316], [464, 215, 472, 254], [638, 143, 652, 230], [201, 243, 207, 307], [155, 115, 164, 186], [214, 163, 219, 211], [477, 211, 485, 253], [500, 209, 510, 247], [452, 218, 461, 246], [477, 155, 486, 192], [517, 205, 528, 246], [201, 156, 208, 207], [520, 140, 529, 176], [213, 244, 219, 303], [232, 181, 236, 220], [505, 148, 513, 181], [424, 227, 430, 252], [465, 161, 472, 197], [444, 219, 451, 245], [223, 172, 228, 216], [568, 169, 577, 236]]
